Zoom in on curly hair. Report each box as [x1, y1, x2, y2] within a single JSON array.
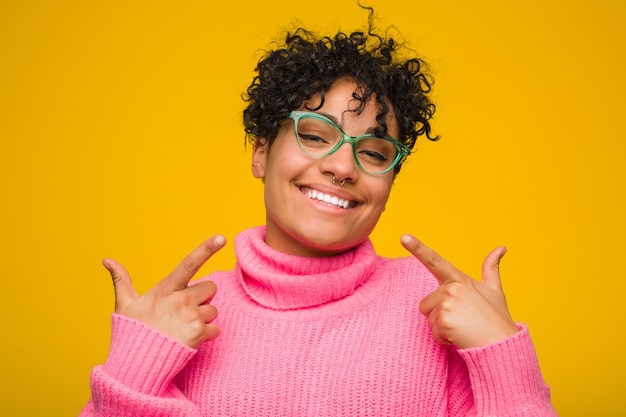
[[242, 6, 438, 174]]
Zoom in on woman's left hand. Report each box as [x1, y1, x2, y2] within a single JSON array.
[[401, 234, 519, 349]]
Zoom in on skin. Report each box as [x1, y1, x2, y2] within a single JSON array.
[[103, 236, 225, 348], [251, 78, 396, 257], [401, 235, 518, 348], [102, 77, 519, 350]]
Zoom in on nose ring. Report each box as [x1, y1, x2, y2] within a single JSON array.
[[332, 175, 346, 186]]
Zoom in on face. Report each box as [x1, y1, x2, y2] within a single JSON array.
[[251, 78, 399, 257]]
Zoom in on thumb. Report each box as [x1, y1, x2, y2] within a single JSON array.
[[481, 246, 507, 290], [102, 258, 139, 312]]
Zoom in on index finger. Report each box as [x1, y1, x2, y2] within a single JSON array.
[[161, 235, 227, 292], [401, 234, 464, 285]]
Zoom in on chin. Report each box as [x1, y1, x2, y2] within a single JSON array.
[[292, 228, 369, 256], [266, 214, 379, 257]]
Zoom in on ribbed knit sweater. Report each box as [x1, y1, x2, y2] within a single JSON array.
[[80, 226, 556, 416]]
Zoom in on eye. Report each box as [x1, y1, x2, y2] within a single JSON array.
[[296, 117, 337, 148], [298, 133, 329, 144], [356, 138, 396, 166], [358, 149, 388, 163]]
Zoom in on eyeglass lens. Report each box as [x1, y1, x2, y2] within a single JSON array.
[[295, 116, 399, 173]]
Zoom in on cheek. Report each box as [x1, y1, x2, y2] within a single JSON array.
[[265, 141, 312, 181], [371, 178, 394, 207], [264, 154, 296, 183]]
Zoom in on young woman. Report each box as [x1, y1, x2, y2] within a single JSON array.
[[80, 18, 557, 417]]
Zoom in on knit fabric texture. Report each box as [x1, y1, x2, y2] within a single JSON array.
[[80, 226, 557, 416]]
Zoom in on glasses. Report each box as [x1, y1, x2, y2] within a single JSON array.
[[289, 111, 409, 175]]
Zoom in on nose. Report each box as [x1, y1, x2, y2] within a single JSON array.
[[319, 142, 359, 184]]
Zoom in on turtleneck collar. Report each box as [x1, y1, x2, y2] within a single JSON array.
[[234, 226, 377, 311]]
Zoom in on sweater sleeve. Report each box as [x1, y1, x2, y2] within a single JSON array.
[[79, 314, 201, 417], [453, 324, 558, 417]]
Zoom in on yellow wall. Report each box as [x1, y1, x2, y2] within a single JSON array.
[[1, 1, 624, 415]]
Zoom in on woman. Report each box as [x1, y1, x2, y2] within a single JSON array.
[[80, 17, 557, 417]]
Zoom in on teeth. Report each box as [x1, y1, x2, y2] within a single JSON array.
[[305, 189, 353, 209]]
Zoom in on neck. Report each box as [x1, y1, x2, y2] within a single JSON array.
[[234, 226, 378, 310]]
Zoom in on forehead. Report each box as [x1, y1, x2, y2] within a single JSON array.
[[301, 78, 399, 137]]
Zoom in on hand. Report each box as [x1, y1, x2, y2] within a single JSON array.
[[102, 235, 227, 348], [401, 234, 518, 349]]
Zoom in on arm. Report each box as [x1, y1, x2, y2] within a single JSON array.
[[456, 325, 556, 417], [401, 234, 558, 416], [80, 315, 200, 417], [79, 235, 226, 416]]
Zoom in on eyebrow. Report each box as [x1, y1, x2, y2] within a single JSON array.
[[316, 111, 378, 136]]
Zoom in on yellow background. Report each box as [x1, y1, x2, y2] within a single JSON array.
[[1, 0, 624, 415]]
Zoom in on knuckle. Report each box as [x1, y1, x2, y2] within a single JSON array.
[[201, 240, 218, 256], [439, 283, 455, 298], [437, 315, 455, 333], [182, 256, 199, 274], [200, 240, 218, 258], [111, 274, 122, 286], [110, 270, 125, 286], [442, 281, 467, 298], [173, 291, 192, 307], [428, 252, 442, 269], [187, 317, 205, 335], [439, 298, 455, 313]]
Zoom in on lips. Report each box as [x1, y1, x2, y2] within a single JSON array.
[[302, 188, 358, 209]]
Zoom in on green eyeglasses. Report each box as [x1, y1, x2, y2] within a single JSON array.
[[289, 111, 409, 175]]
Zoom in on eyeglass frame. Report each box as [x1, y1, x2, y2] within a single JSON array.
[[288, 110, 409, 175]]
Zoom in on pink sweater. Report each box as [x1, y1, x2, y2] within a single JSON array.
[[80, 226, 556, 416]]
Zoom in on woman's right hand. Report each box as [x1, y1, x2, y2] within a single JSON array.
[[102, 235, 227, 348]]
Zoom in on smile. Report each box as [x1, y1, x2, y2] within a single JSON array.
[[303, 189, 357, 209]]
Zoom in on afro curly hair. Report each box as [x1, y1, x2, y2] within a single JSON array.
[[243, 5, 438, 174]]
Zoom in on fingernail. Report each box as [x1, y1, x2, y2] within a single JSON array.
[[213, 235, 226, 246], [401, 234, 413, 245]]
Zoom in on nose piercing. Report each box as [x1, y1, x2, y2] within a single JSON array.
[[332, 175, 346, 186]]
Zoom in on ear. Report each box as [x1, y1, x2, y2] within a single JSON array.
[[251, 139, 268, 179]]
